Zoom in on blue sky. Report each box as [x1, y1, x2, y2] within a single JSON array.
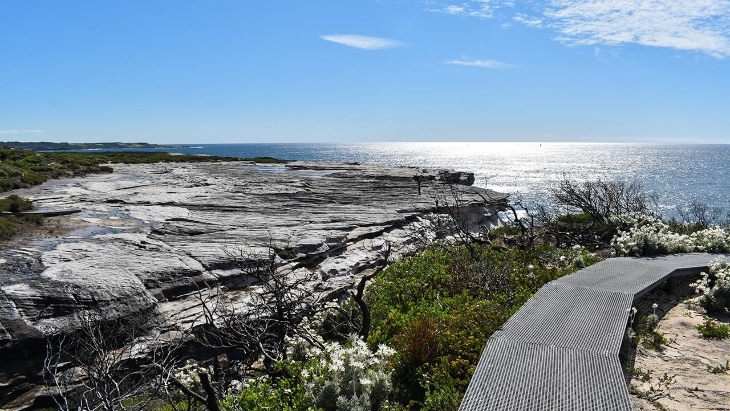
[[1, 1, 729, 144]]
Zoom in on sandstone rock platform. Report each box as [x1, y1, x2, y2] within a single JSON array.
[[0, 161, 507, 407]]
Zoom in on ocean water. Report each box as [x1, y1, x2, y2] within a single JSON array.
[[94, 142, 730, 217]]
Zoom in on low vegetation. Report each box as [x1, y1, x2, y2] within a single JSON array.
[[0, 194, 33, 212], [0, 145, 287, 242], [0, 214, 44, 240], [363, 243, 599, 410], [696, 317, 730, 340], [0, 193, 42, 240], [0, 141, 170, 151], [0, 145, 287, 193]]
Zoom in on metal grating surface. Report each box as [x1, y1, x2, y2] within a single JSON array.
[[460, 339, 631, 411], [554, 258, 670, 294], [643, 253, 718, 271], [459, 253, 724, 411], [495, 285, 632, 353], [554, 254, 714, 296]]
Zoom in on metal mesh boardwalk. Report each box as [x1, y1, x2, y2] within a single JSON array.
[[459, 253, 722, 411]]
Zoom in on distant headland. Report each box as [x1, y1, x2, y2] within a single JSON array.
[[0, 141, 187, 151]]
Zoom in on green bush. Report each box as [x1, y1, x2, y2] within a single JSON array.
[[0, 145, 248, 194], [0, 195, 43, 239], [640, 330, 669, 350], [0, 217, 19, 238], [365, 244, 594, 410], [696, 317, 730, 340], [223, 336, 395, 411], [0, 194, 33, 212], [223, 377, 309, 411], [557, 212, 593, 224], [488, 224, 521, 237], [692, 258, 730, 313]]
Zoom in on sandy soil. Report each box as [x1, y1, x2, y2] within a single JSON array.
[[630, 300, 730, 411]]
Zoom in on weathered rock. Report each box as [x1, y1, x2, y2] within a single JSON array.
[[0, 161, 507, 407]]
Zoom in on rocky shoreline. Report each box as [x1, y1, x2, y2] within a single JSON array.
[[0, 161, 507, 408]]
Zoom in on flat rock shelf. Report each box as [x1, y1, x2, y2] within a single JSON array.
[[0, 161, 508, 408], [459, 253, 725, 411]]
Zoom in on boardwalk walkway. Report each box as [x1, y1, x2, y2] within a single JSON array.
[[459, 253, 722, 411]]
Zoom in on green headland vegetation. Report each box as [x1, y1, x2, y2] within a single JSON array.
[[0, 144, 287, 240], [0, 145, 289, 192], [0, 141, 183, 151]]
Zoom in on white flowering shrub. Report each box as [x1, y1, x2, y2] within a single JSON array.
[[302, 336, 395, 411], [172, 360, 214, 393], [224, 335, 395, 411], [692, 257, 730, 313], [611, 213, 730, 256], [689, 227, 730, 253]]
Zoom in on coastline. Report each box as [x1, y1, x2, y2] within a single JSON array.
[[0, 160, 507, 408]]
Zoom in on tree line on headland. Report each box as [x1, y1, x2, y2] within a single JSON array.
[[0, 141, 182, 151]]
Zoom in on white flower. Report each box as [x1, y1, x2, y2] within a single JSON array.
[[297, 334, 394, 407]]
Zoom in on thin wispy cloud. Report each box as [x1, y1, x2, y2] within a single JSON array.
[[0, 129, 44, 134], [447, 58, 512, 68], [427, 0, 494, 18], [320, 34, 404, 50], [513, 12, 542, 27], [516, 0, 730, 58]]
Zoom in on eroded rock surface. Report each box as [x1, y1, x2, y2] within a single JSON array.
[[0, 161, 507, 406], [630, 300, 730, 411]]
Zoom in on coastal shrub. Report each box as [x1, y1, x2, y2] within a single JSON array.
[[676, 200, 728, 229], [0, 194, 33, 212], [0, 178, 22, 192], [644, 314, 659, 331], [488, 224, 521, 238], [640, 330, 668, 350], [0, 216, 20, 238], [222, 376, 308, 411], [365, 244, 597, 410], [552, 177, 656, 222], [223, 335, 395, 411], [692, 257, 730, 313], [0, 195, 42, 239], [20, 170, 47, 186], [611, 213, 730, 256], [696, 317, 730, 340], [557, 212, 593, 224], [0, 146, 247, 195]]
